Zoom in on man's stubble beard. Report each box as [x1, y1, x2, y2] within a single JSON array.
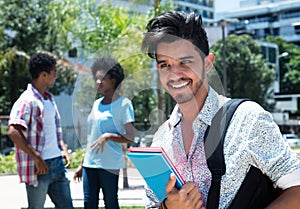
[[174, 79, 204, 105]]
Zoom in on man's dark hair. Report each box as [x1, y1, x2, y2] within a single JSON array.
[[91, 57, 125, 89], [141, 11, 209, 59], [28, 53, 56, 79]]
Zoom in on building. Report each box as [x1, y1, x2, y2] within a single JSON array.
[[223, 0, 300, 45], [168, 0, 300, 44], [220, 0, 300, 131]]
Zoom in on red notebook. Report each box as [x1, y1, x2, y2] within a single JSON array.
[[127, 147, 185, 201]]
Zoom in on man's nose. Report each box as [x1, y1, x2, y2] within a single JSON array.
[[168, 64, 185, 77]]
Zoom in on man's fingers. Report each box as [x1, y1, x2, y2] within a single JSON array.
[[177, 182, 204, 209], [36, 167, 48, 175], [190, 187, 203, 209], [189, 185, 202, 202], [166, 174, 177, 193]]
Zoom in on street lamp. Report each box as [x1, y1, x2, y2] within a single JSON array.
[[276, 51, 289, 93], [279, 52, 289, 58]]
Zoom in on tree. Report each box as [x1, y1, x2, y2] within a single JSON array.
[[0, 0, 51, 54], [210, 34, 274, 110], [0, 0, 80, 115], [261, 36, 300, 94], [0, 0, 50, 114], [0, 49, 30, 114]]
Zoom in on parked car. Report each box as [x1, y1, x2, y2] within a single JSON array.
[[282, 133, 300, 148]]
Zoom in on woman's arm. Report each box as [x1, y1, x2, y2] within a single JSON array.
[[90, 122, 135, 153]]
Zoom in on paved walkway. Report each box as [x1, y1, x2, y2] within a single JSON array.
[[2, 151, 299, 209], [0, 167, 146, 209]]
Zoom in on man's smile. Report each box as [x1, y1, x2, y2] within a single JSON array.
[[168, 79, 192, 89]]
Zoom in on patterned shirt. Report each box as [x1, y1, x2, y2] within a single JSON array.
[[8, 84, 63, 186], [146, 86, 300, 209]]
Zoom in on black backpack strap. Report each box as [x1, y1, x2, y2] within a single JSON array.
[[205, 98, 250, 209]]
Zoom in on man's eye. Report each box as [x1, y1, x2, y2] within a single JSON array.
[[181, 60, 192, 65], [159, 63, 170, 69]]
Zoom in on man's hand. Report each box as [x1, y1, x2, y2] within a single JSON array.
[[164, 174, 205, 209], [7, 125, 49, 175], [62, 148, 71, 168], [33, 155, 49, 175]]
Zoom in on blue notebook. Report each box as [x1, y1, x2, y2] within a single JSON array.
[[127, 147, 185, 201]]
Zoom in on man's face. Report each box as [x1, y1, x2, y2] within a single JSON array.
[[156, 39, 208, 104], [45, 67, 57, 88]]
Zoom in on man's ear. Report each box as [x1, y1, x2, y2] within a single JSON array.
[[41, 71, 48, 78], [204, 53, 215, 73]]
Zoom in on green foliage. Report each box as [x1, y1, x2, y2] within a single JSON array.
[[0, 0, 52, 53], [211, 34, 274, 109], [0, 149, 86, 173], [261, 36, 300, 94], [69, 148, 86, 169], [0, 26, 3, 44], [46, 0, 147, 56], [149, 0, 174, 17], [282, 70, 300, 92], [0, 49, 30, 114], [45, 0, 82, 53], [0, 152, 17, 174]]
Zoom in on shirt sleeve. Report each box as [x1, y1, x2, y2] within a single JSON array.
[[246, 104, 300, 187], [122, 98, 135, 124], [8, 100, 32, 130]]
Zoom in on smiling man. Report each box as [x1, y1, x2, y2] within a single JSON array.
[[156, 40, 210, 104], [141, 11, 300, 209]]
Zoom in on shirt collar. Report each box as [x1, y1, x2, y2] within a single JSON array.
[[27, 84, 52, 101], [198, 87, 222, 126], [169, 105, 182, 128]]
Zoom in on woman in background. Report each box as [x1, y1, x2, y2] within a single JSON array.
[[74, 57, 135, 209]]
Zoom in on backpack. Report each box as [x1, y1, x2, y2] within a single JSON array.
[[204, 99, 280, 209]]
